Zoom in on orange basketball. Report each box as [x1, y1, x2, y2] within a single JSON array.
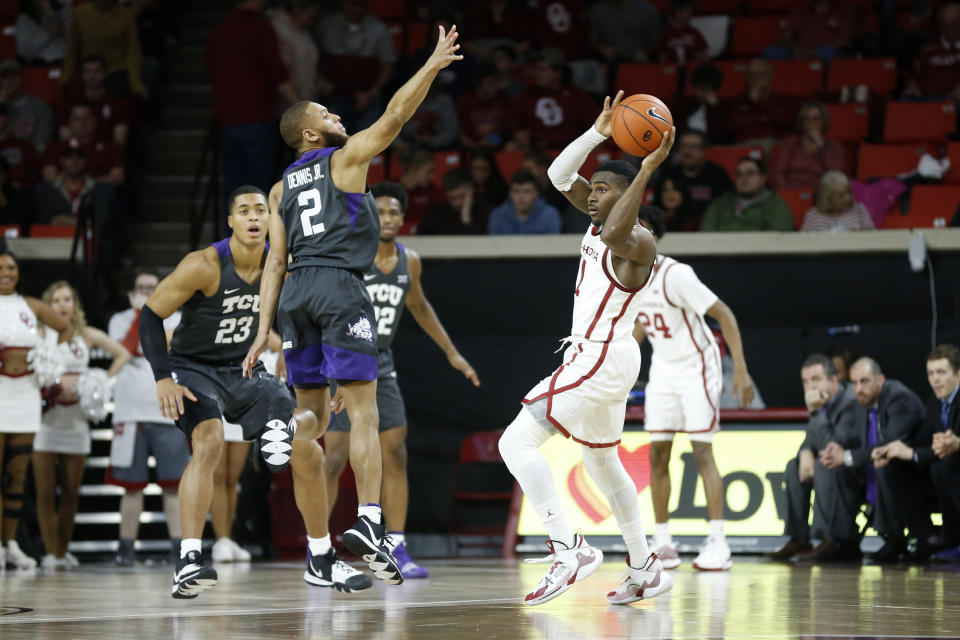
[[610, 94, 673, 157]]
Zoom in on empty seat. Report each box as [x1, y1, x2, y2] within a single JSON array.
[[406, 21, 428, 56], [685, 60, 746, 99], [881, 185, 960, 228], [0, 23, 13, 59], [368, 0, 405, 19], [827, 58, 897, 95], [704, 145, 763, 180], [747, 0, 794, 12], [615, 63, 679, 100], [694, 0, 740, 12], [729, 16, 786, 57], [777, 188, 814, 229], [21, 66, 61, 104], [770, 60, 824, 96], [433, 151, 461, 187], [581, 148, 620, 177], [882, 101, 957, 143], [856, 143, 930, 181], [495, 150, 526, 184], [944, 142, 960, 184], [825, 103, 869, 142]]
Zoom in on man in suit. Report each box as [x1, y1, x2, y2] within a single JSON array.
[[770, 354, 857, 560], [873, 344, 960, 562], [803, 357, 925, 562]]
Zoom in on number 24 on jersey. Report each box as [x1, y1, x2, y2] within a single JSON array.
[[638, 312, 672, 339]]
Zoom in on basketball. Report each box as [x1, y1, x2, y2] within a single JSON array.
[[610, 94, 673, 157]]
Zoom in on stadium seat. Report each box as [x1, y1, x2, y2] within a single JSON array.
[[0, 23, 14, 59], [694, 0, 740, 12], [581, 148, 619, 177], [21, 66, 61, 104], [368, 0, 404, 19], [684, 60, 747, 99], [0, 223, 19, 237], [433, 151, 461, 188], [777, 188, 814, 229], [704, 145, 763, 180], [406, 21, 428, 57], [747, 0, 794, 12], [729, 16, 786, 57], [770, 60, 824, 96], [880, 185, 960, 228], [30, 224, 74, 238], [615, 63, 679, 101], [944, 142, 960, 184], [689, 15, 729, 58], [825, 103, 869, 142], [368, 154, 386, 185], [856, 143, 930, 181], [882, 101, 957, 143], [0, 1, 16, 21], [495, 150, 526, 184], [826, 58, 897, 95], [386, 21, 403, 56]]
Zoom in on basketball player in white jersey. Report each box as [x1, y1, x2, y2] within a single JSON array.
[[634, 206, 755, 572], [499, 91, 675, 606]]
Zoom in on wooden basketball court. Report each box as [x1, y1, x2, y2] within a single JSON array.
[[1, 556, 957, 639]]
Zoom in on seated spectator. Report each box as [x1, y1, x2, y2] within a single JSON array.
[[268, 0, 321, 104], [0, 59, 54, 151], [764, 0, 858, 62], [654, 129, 732, 216], [725, 59, 796, 147], [772, 101, 845, 190], [60, 56, 131, 147], [419, 169, 490, 235], [491, 46, 527, 97], [589, 0, 662, 63], [469, 0, 531, 52], [770, 354, 857, 560], [42, 103, 124, 185], [395, 148, 441, 234], [801, 171, 874, 231], [653, 176, 700, 231], [467, 150, 507, 208], [506, 48, 597, 151], [16, 0, 70, 64], [0, 157, 34, 233], [826, 344, 858, 383], [700, 158, 795, 231], [457, 65, 511, 150], [398, 85, 459, 151], [522, 149, 586, 233], [316, 0, 396, 132], [406, 18, 477, 100], [488, 170, 561, 235], [902, 2, 960, 101], [530, 0, 587, 60], [671, 65, 728, 141], [33, 146, 119, 230], [0, 104, 41, 190], [656, 0, 708, 65], [62, 0, 147, 97]]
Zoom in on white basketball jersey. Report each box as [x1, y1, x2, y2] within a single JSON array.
[[571, 225, 650, 342], [57, 334, 89, 374], [0, 293, 39, 349], [637, 255, 719, 362]]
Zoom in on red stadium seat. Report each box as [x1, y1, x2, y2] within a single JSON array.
[[777, 188, 814, 229], [729, 16, 786, 57], [615, 63, 679, 100], [0, 23, 14, 59], [694, 0, 741, 13], [897, 12, 932, 32], [944, 142, 960, 184], [826, 58, 897, 95], [368, 0, 404, 19], [449, 429, 514, 555], [581, 148, 620, 177], [368, 154, 386, 185], [880, 185, 960, 228], [21, 66, 61, 104], [406, 21, 428, 57], [684, 60, 746, 99], [0, 1, 16, 21], [30, 224, 74, 238], [882, 101, 957, 143], [704, 145, 763, 180], [495, 150, 526, 184], [0, 223, 19, 237], [747, 0, 794, 12], [770, 60, 824, 96], [856, 143, 930, 181], [825, 103, 869, 142], [433, 151, 461, 188]]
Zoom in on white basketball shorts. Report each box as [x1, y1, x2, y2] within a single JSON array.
[[644, 345, 722, 443]]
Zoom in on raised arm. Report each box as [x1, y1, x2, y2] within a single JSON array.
[[82, 326, 132, 378], [244, 182, 288, 378], [25, 296, 70, 333], [705, 299, 755, 408], [547, 91, 624, 214], [405, 250, 479, 386]]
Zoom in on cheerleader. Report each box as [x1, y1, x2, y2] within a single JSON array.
[[0, 252, 68, 569], [33, 281, 130, 569]]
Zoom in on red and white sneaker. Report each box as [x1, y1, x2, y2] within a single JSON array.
[[606, 553, 674, 605], [523, 534, 603, 606], [650, 541, 681, 569]]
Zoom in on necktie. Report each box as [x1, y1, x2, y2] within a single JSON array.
[[120, 309, 142, 357], [866, 409, 878, 505], [942, 400, 951, 430]]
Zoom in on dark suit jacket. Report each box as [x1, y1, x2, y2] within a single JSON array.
[[909, 389, 960, 466], [841, 379, 925, 469], [798, 382, 857, 455]]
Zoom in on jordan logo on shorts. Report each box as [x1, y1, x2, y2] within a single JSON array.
[[347, 316, 374, 343]]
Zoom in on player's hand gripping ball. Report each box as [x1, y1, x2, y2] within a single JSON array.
[[610, 94, 674, 157]]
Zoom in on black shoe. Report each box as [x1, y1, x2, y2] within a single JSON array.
[[867, 539, 907, 564], [904, 539, 938, 563], [342, 515, 404, 585], [171, 550, 218, 599], [260, 418, 294, 473], [115, 539, 135, 567], [304, 548, 373, 592], [769, 540, 813, 561], [799, 540, 862, 563]]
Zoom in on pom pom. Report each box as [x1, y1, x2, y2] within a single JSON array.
[[27, 339, 65, 388], [76, 368, 111, 422]]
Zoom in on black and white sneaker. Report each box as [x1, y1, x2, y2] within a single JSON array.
[[304, 548, 373, 592], [171, 550, 218, 599], [342, 515, 404, 585], [260, 418, 294, 473]]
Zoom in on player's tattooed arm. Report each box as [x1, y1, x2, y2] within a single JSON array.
[[404, 250, 480, 387], [245, 182, 287, 378]]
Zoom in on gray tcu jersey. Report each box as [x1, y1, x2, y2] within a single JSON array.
[[365, 243, 411, 375], [280, 147, 379, 274], [170, 238, 263, 366]]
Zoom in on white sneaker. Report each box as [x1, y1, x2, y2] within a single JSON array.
[[0, 546, 6, 568], [63, 552, 80, 568], [211, 537, 235, 562], [6, 541, 37, 569], [650, 541, 681, 569], [229, 539, 251, 562], [41, 554, 64, 570], [606, 552, 674, 605], [523, 534, 603, 606], [693, 536, 733, 571]]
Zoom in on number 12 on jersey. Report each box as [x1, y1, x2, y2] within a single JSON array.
[[638, 312, 672, 339], [299, 188, 325, 237]]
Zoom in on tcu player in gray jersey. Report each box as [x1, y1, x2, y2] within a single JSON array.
[[138, 187, 370, 599], [244, 26, 463, 585], [324, 182, 480, 579]]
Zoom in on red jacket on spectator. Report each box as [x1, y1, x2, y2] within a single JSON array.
[[206, 7, 288, 127], [0, 138, 40, 189], [59, 88, 130, 145], [911, 38, 960, 98], [42, 138, 123, 181], [457, 89, 512, 147], [657, 24, 708, 64], [783, 1, 859, 51], [508, 86, 598, 148], [399, 184, 444, 235], [771, 134, 846, 190], [725, 95, 797, 143]]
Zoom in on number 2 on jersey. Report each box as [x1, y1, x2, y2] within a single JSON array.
[[374, 306, 396, 337], [299, 188, 325, 237], [637, 312, 672, 339]]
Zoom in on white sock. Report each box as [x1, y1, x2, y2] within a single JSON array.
[[180, 538, 201, 559], [709, 519, 725, 540], [387, 531, 405, 551], [533, 497, 575, 549], [622, 519, 651, 564], [358, 503, 382, 524], [307, 534, 331, 556], [654, 523, 672, 546]]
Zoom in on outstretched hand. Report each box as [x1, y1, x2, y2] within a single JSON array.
[[640, 127, 675, 174], [593, 90, 624, 138], [428, 25, 463, 71]]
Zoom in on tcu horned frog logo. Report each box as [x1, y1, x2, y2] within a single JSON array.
[[347, 315, 374, 343]]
